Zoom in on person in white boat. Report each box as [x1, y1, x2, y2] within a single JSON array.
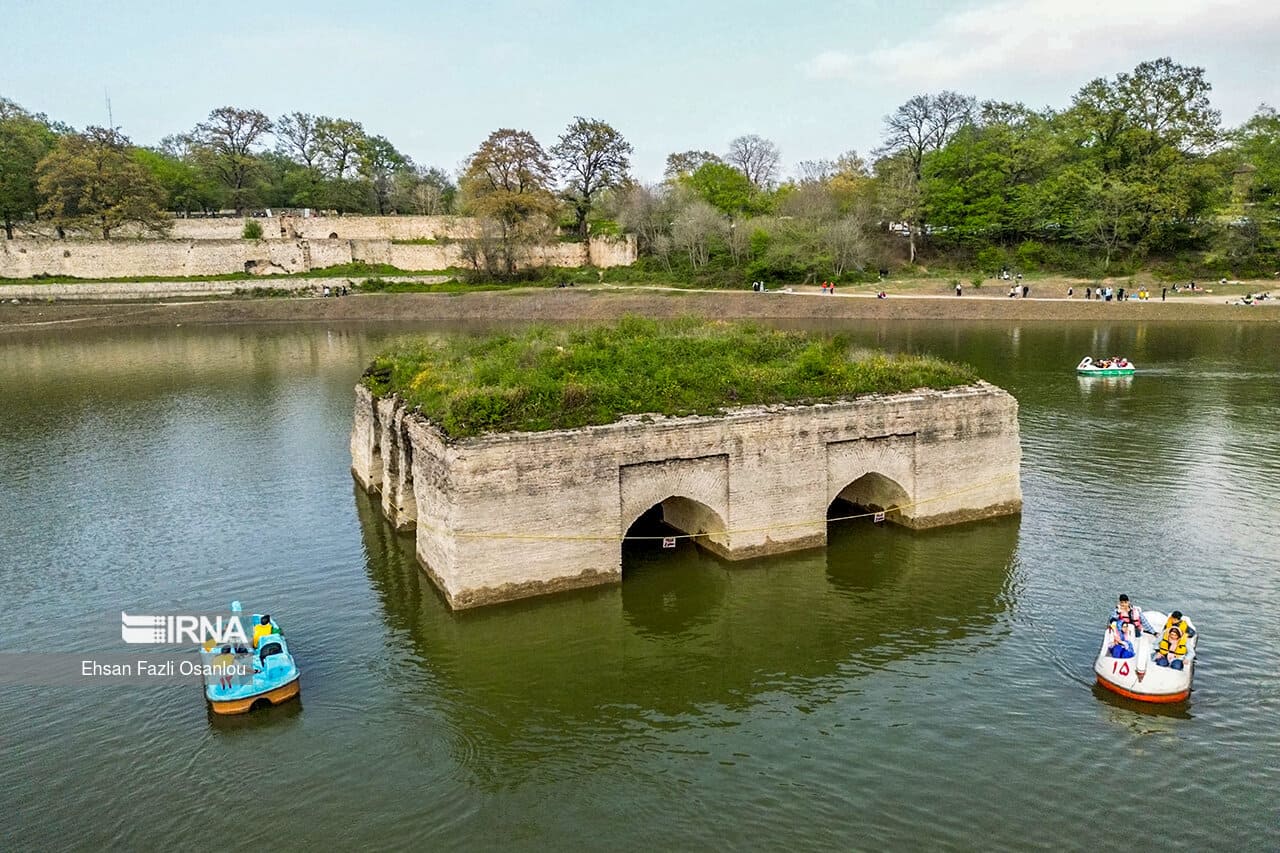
[[1111, 594, 1147, 636], [1161, 610, 1195, 640], [1154, 624, 1187, 669], [1107, 618, 1135, 658]]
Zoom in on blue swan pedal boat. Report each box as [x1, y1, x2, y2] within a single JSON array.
[[200, 602, 300, 715]]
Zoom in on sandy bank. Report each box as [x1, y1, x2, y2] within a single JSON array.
[[1, 287, 1277, 333]]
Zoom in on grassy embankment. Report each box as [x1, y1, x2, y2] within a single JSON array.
[[0, 262, 456, 286], [7, 259, 1270, 302], [362, 317, 978, 439]]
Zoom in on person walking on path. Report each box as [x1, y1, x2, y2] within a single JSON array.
[[955, 282, 962, 296], [1162, 286, 1167, 301]]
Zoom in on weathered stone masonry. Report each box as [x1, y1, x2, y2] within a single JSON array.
[[351, 383, 1023, 609]]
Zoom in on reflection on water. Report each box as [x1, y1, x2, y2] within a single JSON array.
[[1076, 374, 1134, 395], [357, 485, 1018, 743], [1090, 684, 1192, 722], [2, 320, 1279, 849]]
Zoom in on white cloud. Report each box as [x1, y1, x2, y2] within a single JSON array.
[[803, 0, 1280, 89]]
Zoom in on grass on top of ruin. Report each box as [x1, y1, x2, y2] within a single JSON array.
[[362, 317, 980, 438]]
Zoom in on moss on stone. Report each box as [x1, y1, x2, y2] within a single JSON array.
[[364, 317, 979, 438]]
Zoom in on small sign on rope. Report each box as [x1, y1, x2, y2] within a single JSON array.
[[873, 511, 886, 523], [662, 537, 677, 549]]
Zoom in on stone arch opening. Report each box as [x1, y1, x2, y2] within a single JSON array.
[[622, 495, 729, 572], [828, 472, 911, 525]]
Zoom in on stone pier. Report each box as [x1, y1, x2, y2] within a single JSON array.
[[351, 383, 1022, 609]]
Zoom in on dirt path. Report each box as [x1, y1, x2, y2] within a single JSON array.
[[2, 287, 1277, 333]]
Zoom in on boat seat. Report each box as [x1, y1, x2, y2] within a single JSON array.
[[259, 640, 285, 669]]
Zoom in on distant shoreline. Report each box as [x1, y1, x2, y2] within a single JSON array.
[[2, 287, 1278, 333]]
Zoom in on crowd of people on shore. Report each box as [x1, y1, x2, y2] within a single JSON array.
[[741, 272, 1272, 305]]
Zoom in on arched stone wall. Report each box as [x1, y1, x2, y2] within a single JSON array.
[[832, 473, 912, 521], [826, 434, 918, 524], [624, 495, 731, 558], [352, 385, 1023, 609], [619, 455, 729, 535]]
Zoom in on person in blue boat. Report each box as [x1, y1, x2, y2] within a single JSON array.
[[252, 614, 278, 648], [1155, 624, 1187, 669], [215, 645, 235, 690]]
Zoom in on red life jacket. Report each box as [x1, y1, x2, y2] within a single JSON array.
[[1113, 606, 1142, 631]]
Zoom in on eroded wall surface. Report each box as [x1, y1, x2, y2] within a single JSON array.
[[352, 383, 1023, 610], [1, 215, 637, 278]]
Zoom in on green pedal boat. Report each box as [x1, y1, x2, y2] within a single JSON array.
[[1077, 356, 1136, 376]]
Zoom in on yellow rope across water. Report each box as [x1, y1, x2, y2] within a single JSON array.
[[410, 472, 1020, 544]]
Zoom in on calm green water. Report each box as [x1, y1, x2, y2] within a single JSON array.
[[1, 319, 1278, 850]]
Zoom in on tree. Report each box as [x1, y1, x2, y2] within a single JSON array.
[[726, 134, 781, 189], [664, 150, 722, 180], [315, 117, 366, 179], [876, 91, 975, 260], [683, 161, 757, 216], [796, 159, 837, 184], [1235, 106, 1280, 210], [614, 182, 680, 256], [671, 198, 726, 269], [275, 112, 323, 171], [459, 128, 557, 277], [190, 106, 273, 211], [0, 98, 58, 238], [391, 165, 456, 215], [1063, 58, 1223, 255], [779, 179, 838, 221], [1217, 105, 1280, 264], [37, 127, 167, 238], [552, 117, 633, 238], [820, 215, 873, 277], [357, 134, 407, 214], [921, 103, 1063, 245], [873, 152, 923, 259], [133, 147, 220, 216]]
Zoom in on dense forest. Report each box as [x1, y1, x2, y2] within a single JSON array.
[[1, 57, 1276, 280]]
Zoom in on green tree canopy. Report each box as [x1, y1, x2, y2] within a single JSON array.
[[664, 150, 721, 179], [133, 147, 220, 216], [37, 127, 167, 238], [0, 97, 59, 238], [682, 161, 759, 216], [460, 128, 558, 276], [189, 106, 273, 212], [552, 117, 633, 237]]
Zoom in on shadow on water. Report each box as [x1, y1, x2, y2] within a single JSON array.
[[1089, 683, 1193, 721], [354, 486, 1020, 771], [619, 505, 728, 638], [205, 695, 305, 732]]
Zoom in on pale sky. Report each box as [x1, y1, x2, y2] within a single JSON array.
[[4, 0, 1278, 181]]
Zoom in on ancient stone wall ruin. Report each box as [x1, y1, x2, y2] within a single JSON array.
[[351, 383, 1023, 610], [0, 215, 638, 279]]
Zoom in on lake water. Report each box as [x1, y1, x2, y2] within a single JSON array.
[[1, 319, 1278, 850]]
